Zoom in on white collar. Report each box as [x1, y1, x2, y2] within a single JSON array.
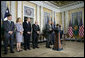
[[8, 20, 11, 22], [26, 21, 28, 23]]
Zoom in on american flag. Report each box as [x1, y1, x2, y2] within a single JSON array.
[[79, 25, 84, 38], [68, 27, 73, 37], [79, 18, 84, 38], [68, 20, 73, 37]]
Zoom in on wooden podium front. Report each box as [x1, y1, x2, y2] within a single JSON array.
[[53, 29, 63, 51]]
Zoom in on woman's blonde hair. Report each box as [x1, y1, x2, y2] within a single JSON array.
[[16, 17, 21, 23]]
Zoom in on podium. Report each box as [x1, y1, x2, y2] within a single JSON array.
[[53, 29, 63, 51]]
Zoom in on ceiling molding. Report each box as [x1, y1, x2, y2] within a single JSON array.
[[60, 1, 84, 8], [60, 2, 84, 12], [29, 1, 84, 12], [29, 1, 60, 12], [43, 1, 60, 8]]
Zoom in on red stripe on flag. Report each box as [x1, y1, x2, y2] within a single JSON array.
[[79, 25, 84, 37], [68, 27, 73, 37]]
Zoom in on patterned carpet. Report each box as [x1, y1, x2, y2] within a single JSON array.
[[1, 41, 84, 57]]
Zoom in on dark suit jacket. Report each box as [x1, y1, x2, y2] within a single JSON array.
[[32, 24, 40, 35], [45, 24, 52, 35], [54, 26, 59, 33], [23, 21, 31, 36], [3, 20, 15, 38]]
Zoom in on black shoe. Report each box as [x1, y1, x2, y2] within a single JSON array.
[[20, 50, 23, 51], [24, 49, 27, 51], [10, 51, 14, 53], [28, 48, 31, 50], [46, 46, 51, 48], [17, 50, 20, 52], [36, 47, 39, 48], [48, 47, 51, 48], [33, 47, 35, 49], [4, 52, 7, 54]]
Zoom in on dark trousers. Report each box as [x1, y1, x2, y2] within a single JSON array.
[[24, 34, 30, 50], [32, 34, 38, 48], [4, 33, 14, 53], [51, 32, 55, 45], [46, 34, 52, 47]]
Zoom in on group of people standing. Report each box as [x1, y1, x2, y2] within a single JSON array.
[[3, 14, 40, 54], [3, 13, 63, 54]]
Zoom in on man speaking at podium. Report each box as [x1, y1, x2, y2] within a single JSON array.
[[53, 24, 63, 51]]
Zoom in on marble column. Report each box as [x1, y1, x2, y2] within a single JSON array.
[[1, 1, 6, 19], [65, 11, 69, 34], [40, 6, 43, 33], [17, 1, 22, 18], [52, 11, 54, 22], [62, 11, 65, 34], [10, 1, 16, 23], [37, 5, 40, 26], [54, 11, 56, 24]]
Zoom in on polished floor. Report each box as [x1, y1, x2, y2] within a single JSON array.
[[1, 41, 84, 57]]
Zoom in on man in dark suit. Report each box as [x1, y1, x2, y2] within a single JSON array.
[[51, 22, 55, 45], [45, 20, 53, 48], [23, 17, 31, 50], [3, 14, 15, 54], [32, 21, 40, 49]]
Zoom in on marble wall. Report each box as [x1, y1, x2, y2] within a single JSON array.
[[1, 1, 6, 19], [1, 1, 84, 33]]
